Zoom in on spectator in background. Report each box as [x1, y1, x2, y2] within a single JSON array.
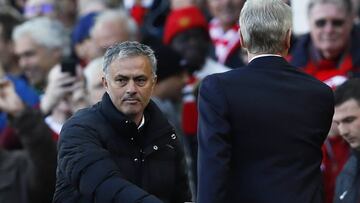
[[54, 41, 191, 203], [163, 6, 230, 197], [23, 0, 77, 29], [77, 0, 108, 17], [207, 0, 246, 68], [289, 0, 360, 88], [289, 1, 357, 201], [333, 78, 360, 203], [152, 44, 188, 130], [321, 119, 351, 203], [0, 7, 40, 133], [72, 12, 102, 67], [0, 78, 57, 203], [83, 57, 106, 105], [1, 17, 82, 148], [12, 17, 79, 115], [90, 9, 138, 56], [197, 0, 334, 202]]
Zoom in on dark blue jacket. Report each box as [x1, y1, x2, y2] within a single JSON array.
[[197, 56, 334, 203], [54, 93, 190, 203], [334, 151, 360, 203]]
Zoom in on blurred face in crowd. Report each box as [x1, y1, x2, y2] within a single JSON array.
[[75, 38, 102, 64], [171, 28, 209, 73], [333, 99, 360, 151], [207, 0, 245, 30], [92, 20, 130, 56], [14, 35, 60, 87], [86, 67, 105, 105], [103, 55, 156, 124], [309, 3, 353, 60], [24, 0, 56, 19]]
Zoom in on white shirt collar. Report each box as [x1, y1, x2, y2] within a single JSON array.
[[248, 54, 282, 63], [137, 115, 145, 130]]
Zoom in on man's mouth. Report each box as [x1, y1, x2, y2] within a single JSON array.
[[123, 98, 140, 104]]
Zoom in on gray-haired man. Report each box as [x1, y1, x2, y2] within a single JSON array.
[[54, 41, 191, 203]]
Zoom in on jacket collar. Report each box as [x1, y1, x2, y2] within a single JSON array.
[[247, 55, 294, 70], [99, 93, 174, 143]]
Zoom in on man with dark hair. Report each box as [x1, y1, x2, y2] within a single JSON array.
[[197, 0, 334, 202], [54, 41, 191, 203], [333, 78, 360, 203]]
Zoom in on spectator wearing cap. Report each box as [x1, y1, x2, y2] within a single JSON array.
[[163, 5, 230, 198], [207, 0, 246, 68], [72, 12, 102, 67]]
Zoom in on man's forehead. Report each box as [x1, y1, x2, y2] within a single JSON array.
[[309, 3, 348, 18]]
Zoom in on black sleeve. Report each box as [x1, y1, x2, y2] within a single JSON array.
[[58, 124, 163, 203]]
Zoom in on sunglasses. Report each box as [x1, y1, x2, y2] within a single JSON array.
[[314, 19, 345, 28]]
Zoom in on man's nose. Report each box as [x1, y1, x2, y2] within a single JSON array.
[[126, 79, 137, 94], [323, 22, 335, 33]]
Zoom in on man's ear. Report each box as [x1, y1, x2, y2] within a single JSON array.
[[102, 76, 108, 89], [285, 29, 292, 50], [239, 29, 246, 48], [153, 75, 157, 86]]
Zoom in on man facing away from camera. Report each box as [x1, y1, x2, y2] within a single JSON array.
[[53, 41, 191, 203], [197, 0, 335, 202]]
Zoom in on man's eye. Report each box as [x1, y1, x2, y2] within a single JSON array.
[[135, 78, 147, 86], [344, 117, 356, 123], [116, 78, 128, 85]]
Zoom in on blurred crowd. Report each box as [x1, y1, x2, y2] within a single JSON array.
[[0, 0, 359, 202]]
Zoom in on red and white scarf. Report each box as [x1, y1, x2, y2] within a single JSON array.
[[209, 18, 241, 64]]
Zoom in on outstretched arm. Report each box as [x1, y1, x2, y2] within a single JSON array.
[[58, 123, 163, 203]]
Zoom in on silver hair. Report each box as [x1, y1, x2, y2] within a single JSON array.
[[90, 9, 138, 41], [239, 0, 292, 54], [12, 16, 70, 57], [103, 41, 157, 76], [308, 0, 353, 16]]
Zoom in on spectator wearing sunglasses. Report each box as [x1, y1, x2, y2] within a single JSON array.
[[289, 1, 359, 203], [289, 0, 360, 88]]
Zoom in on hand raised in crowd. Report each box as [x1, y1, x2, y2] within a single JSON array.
[[41, 64, 84, 115], [0, 79, 25, 117]]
